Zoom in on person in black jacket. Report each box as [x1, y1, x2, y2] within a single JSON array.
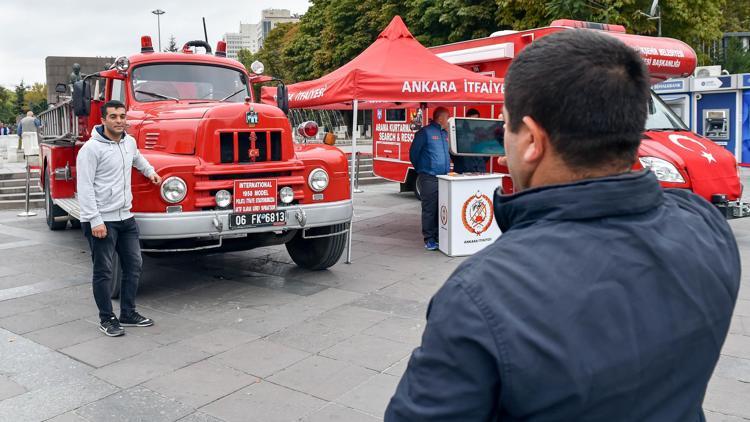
[[386, 30, 740, 421]]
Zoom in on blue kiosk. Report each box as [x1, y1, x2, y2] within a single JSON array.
[[654, 73, 750, 164]]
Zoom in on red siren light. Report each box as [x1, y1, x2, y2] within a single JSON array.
[[215, 40, 227, 57], [141, 36, 154, 53], [550, 19, 626, 33], [297, 121, 319, 139]]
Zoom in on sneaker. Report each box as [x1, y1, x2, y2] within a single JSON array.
[[424, 240, 439, 251], [99, 317, 125, 337], [119, 312, 154, 327]]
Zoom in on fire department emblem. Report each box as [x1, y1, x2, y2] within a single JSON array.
[[246, 108, 259, 127], [440, 205, 448, 226], [461, 191, 493, 235]]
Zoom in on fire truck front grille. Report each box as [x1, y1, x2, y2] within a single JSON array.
[[219, 131, 283, 164]]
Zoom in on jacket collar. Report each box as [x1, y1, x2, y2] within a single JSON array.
[[494, 170, 663, 232], [94, 125, 125, 143]]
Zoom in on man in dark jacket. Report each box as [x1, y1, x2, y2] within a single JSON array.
[[410, 107, 451, 251], [386, 30, 740, 421]]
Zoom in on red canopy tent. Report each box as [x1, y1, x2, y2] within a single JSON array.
[[261, 16, 505, 262]]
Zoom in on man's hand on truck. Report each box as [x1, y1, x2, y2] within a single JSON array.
[[92, 224, 107, 239], [148, 173, 162, 185]]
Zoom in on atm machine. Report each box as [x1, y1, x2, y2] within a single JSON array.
[[703, 109, 730, 145], [692, 74, 741, 156]]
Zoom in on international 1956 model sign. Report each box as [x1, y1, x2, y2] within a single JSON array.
[[234, 179, 277, 213], [461, 191, 493, 235]]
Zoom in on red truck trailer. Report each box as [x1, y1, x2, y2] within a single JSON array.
[[373, 20, 745, 216], [39, 37, 352, 293]]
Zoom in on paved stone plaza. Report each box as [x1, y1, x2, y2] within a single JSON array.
[[0, 181, 748, 421]]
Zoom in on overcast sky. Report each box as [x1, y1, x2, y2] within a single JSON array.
[[0, 0, 311, 89]]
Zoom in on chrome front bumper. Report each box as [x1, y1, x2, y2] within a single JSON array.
[[133, 200, 353, 240]]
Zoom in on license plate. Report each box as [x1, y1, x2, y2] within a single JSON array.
[[229, 211, 286, 229]]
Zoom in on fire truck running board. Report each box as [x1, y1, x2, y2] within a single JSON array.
[[55, 198, 81, 221]]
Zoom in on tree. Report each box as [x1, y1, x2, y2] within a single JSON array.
[[14, 81, 26, 115], [166, 35, 179, 52], [237, 48, 259, 71], [24, 83, 48, 115], [720, 37, 750, 74], [0, 86, 15, 124]]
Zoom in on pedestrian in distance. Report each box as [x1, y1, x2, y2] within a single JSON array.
[[77, 100, 162, 337], [409, 107, 450, 251], [387, 30, 740, 421], [17, 110, 41, 152], [451, 108, 489, 174], [0, 122, 10, 135]]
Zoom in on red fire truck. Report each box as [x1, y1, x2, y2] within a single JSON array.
[[39, 37, 352, 288], [373, 20, 745, 216]]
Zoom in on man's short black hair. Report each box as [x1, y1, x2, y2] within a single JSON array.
[[101, 100, 126, 117], [432, 107, 450, 120], [466, 108, 480, 117], [504, 30, 649, 170]]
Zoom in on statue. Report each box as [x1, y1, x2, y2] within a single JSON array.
[[69, 63, 82, 85]]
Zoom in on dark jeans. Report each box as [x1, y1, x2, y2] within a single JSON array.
[[417, 174, 439, 243], [82, 217, 143, 322]]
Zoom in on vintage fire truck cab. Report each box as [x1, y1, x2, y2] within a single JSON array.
[[373, 20, 745, 217], [39, 37, 352, 274]]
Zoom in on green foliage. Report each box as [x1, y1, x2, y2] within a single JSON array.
[[720, 37, 750, 74], [0, 86, 15, 124], [25, 83, 48, 115], [14, 81, 26, 115], [166, 35, 179, 52]]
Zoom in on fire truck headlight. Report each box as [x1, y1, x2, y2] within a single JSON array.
[[308, 168, 329, 192], [215, 190, 232, 208], [639, 157, 685, 183], [279, 186, 294, 204], [161, 177, 188, 203]]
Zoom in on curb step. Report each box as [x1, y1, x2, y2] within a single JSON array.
[[0, 199, 44, 211]]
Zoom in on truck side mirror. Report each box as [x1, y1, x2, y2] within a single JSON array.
[[72, 80, 91, 116], [277, 84, 289, 115]]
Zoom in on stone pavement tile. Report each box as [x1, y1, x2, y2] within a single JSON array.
[[735, 299, 750, 317], [46, 412, 91, 422], [214, 339, 310, 378], [309, 304, 391, 333], [384, 357, 409, 377], [704, 375, 750, 419], [0, 301, 94, 334], [236, 272, 329, 296], [0, 378, 118, 422], [0, 374, 26, 400], [25, 319, 101, 350], [201, 380, 326, 422], [92, 342, 210, 388], [302, 403, 380, 422], [376, 280, 437, 304], [60, 334, 161, 368], [713, 355, 750, 383], [363, 316, 425, 346], [0, 295, 46, 318], [225, 284, 303, 311], [704, 410, 749, 422], [184, 303, 266, 328], [267, 355, 376, 401], [290, 262, 406, 293], [144, 359, 258, 408], [721, 333, 750, 360], [320, 334, 415, 372], [175, 327, 259, 355], [176, 411, 225, 422], [116, 308, 217, 346], [75, 386, 194, 422], [267, 320, 355, 353], [336, 373, 400, 417], [352, 293, 427, 320], [142, 281, 253, 316]]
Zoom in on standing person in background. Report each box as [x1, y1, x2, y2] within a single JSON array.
[[0, 122, 9, 135], [17, 111, 41, 152], [451, 108, 489, 174], [409, 107, 450, 251]]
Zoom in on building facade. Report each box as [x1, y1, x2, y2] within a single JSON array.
[[221, 9, 301, 59]]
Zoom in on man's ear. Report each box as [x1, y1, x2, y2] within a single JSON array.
[[520, 116, 549, 165]]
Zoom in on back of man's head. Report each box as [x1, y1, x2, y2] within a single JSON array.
[[466, 108, 480, 118], [26, 111, 34, 117], [504, 30, 649, 171], [433, 107, 449, 121]]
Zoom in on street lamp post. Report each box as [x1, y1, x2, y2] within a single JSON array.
[[151, 9, 166, 52]]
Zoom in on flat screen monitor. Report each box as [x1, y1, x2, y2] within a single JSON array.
[[449, 117, 505, 156]]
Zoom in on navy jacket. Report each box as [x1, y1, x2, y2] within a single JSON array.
[[410, 122, 450, 176], [386, 171, 740, 421]]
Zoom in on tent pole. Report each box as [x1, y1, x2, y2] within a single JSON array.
[[346, 100, 359, 264]]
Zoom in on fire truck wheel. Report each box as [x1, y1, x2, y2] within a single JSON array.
[[285, 223, 347, 270], [111, 253, 122, 299], [44, 168, 68, 231]]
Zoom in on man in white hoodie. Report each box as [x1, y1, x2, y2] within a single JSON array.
[[77, 100, 162, 337]]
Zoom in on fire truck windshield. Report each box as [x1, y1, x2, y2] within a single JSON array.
[[645, 92, 688, 131], [131, 64, 250, 103]]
